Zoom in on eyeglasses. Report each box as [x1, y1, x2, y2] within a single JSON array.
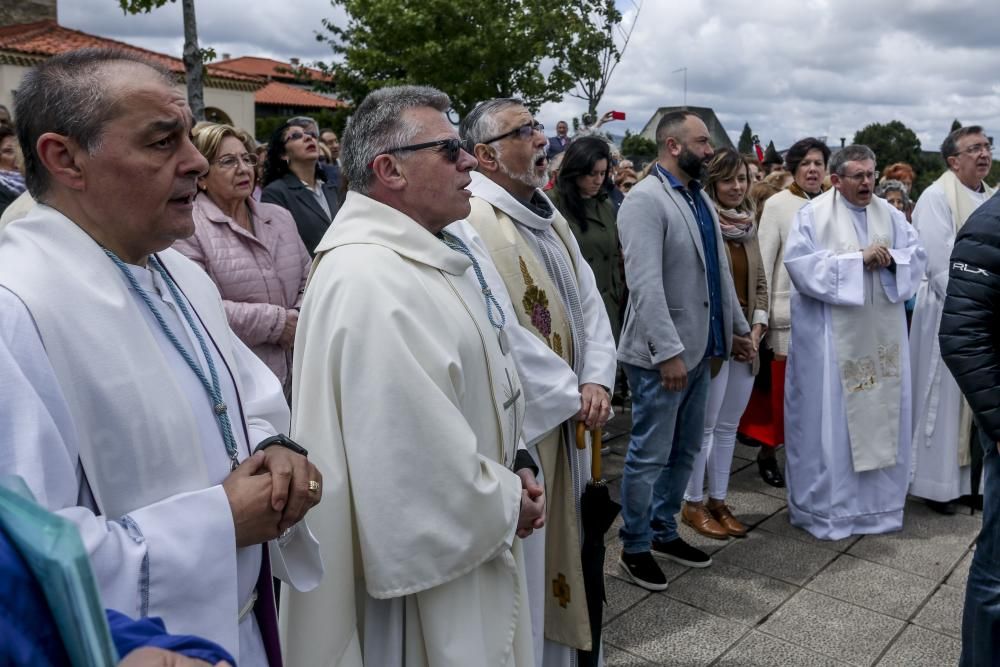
[[481, 121, 544, 145], [374, 138, 464, 166], [212, 153, 259, 170], [954, 142, 993, 157], [285, 130, 318, 143], [841, 170, 879, 184], [621, 181, 637, 191]]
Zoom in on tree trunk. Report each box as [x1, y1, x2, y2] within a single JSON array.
[[181, 0, 205, 120]]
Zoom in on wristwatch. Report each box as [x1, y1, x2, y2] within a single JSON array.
[[254, 433, 309, 457]]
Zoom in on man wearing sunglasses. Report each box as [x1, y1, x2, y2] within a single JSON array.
[[452, 98, 617, 666], [281, 85, 540, 667], [782, 144, 926, 540], [910, 125, 997, 515]]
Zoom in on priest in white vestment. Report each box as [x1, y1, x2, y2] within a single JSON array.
[[452, 98, 617, 667], [0, 51, 324, 666], [910, 125, 996, 510], [783, 145, 926, 540], [280, 86, 539, 667]]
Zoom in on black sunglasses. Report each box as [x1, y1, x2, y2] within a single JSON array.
[[374, 138, 464, 166], [481, 121, 544, 146]]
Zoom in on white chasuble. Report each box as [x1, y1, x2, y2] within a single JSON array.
[[783, 194, 926, 540], [0, 205, 322, 665], [910, 173, 994, 501], [280, 192, 533, 667]]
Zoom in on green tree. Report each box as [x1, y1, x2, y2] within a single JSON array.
[[737, 123, 753, 154], [620, 130, 657, 161], [951, 118, 963, 132], [564, 0, 642, 118], [320, 0, 610, 116], [852, 120, 923, 170], [119, 0, 213, 120]]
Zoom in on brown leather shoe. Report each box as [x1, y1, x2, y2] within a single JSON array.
[[708, 501, 747, 538], [681, 501, 729, 540]]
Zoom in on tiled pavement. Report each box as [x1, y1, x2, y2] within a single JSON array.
[[595, 412, 978, 666]]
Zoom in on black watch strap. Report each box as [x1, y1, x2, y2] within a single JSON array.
[[254, 434, 309, 457]]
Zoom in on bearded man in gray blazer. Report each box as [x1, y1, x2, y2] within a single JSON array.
[[616, 110, 753, 590]]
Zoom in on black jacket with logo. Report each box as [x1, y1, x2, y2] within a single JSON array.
[[939, 191, 1000, 442]]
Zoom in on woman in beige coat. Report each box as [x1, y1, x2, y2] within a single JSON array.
[[682, 149, 769, 539]]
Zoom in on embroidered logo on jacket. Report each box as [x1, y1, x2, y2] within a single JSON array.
[[519, 256, 563, 356]]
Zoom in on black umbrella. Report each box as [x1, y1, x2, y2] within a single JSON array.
[[575, 422, 622, 667]]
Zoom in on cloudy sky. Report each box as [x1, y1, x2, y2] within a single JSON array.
[[60, 0, 1000, 152]]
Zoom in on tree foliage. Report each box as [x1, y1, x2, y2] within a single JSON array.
[[118, 0, 211, 120], [320, 0, 613, 117], [737, 123, 753, 154], [564, 0, 641, 118], [852, 120, 923, 170], [620, 130, 657, 161]]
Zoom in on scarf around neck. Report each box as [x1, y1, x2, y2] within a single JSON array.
[[716, 206, 756, 243]]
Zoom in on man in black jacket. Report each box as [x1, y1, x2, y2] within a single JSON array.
[[939, 190, 1000, 667]]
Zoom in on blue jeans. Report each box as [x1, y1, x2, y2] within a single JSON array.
[[961, 428, 1000, 666], [619, 359, 711, 554]]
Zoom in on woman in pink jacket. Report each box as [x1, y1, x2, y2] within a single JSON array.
[[174, 122, 311, 394]]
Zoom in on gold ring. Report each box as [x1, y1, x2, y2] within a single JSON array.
[[308, 480, 320, 493]]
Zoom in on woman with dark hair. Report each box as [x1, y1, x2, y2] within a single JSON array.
[[681, 149, 768, 539], [547, 135, 624, 339], [0, 126, 25, 216], [739, 136, 830, 487], [261, 117, 340, 255]]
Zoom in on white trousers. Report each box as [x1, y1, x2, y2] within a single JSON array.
[[685, 360, 755, 502]]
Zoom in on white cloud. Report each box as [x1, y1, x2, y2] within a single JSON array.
[[57, 0, 1000, 156]]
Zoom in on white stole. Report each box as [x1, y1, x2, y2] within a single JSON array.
[[810, 190, 902, 471]]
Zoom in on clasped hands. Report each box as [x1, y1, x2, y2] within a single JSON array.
[[516, 468, 545, 539], [222, 446, 322, 548], [863, 243, 892, 271]]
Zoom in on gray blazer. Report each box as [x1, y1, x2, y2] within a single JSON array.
[[617, 165, 749, 371], [261, 173, 340, 256]]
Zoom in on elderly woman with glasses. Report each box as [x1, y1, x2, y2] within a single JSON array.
[[262, 117, 340, 255], [173, 122, 311, 395]]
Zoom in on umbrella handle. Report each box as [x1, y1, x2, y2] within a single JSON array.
[[575, 422, 603, 483]]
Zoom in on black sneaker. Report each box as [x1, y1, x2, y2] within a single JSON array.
[[652, 537, 712, 568], [619, 551, 668, 591]]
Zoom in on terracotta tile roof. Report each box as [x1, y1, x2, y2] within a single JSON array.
[[214, 56, 331, 83], [255, 81, 344, 109], [0, 20, 260, 85]]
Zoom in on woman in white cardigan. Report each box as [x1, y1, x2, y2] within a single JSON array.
[[739, 137, 830, 487]]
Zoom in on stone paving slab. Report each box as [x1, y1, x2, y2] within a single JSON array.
[[945, 548, 974, 590], [604, 644, 654, 666], [603, 595, 746, 666], [805, 554, 937, 620], [758, 589, 905, 666], [847, 503, 979, 581], [757, 508, 861, 552], [666, 561, 797, 625], [719, 488, 786, 528], [875, 624, 962, 666], [727, 462, 789, 501], [715, 630, 851, 666], [912, 584, 964, 639], [604, 571, 650, 624], [714, 529, 839, 585]]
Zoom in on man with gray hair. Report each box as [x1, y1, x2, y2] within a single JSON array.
[[783, 144, 926, 539], [0, 48, 324, 666], [910, 125, 996, 514], [452, 97, 616, 666], [280, 85, 540, 666]]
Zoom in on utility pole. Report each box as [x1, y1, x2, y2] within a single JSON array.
[[672, 67, 687, 107]]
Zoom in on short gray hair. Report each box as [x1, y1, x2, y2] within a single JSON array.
[[941, 125, 985, 158], [459, 98, 524, 153], [15, 48, 175, 197], [829, 144, 877, 176], [342, 85, 451, 195]]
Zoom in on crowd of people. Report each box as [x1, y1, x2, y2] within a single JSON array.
[[1, 47, 999, 667]]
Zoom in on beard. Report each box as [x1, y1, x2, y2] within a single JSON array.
[[497, 148, 549, 191], [678, 146, 708, 181]]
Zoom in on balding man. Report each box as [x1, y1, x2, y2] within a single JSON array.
[[616, 110, 752, 589], [0, 49, 323, 666], [281, 85, 539, 666]]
